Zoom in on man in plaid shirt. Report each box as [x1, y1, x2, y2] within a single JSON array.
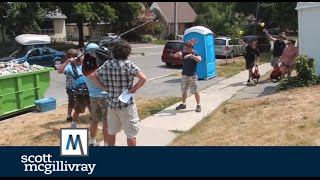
[[90, 40, 147, 146]]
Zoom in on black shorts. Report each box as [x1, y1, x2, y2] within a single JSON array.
[[246, 60, 255, 70], [66, 89, 75, 108]]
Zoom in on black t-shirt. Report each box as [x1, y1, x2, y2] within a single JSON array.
[[182, 51, 200, 76], [244, 46, 260, 63], [273, 40, 286, 57]]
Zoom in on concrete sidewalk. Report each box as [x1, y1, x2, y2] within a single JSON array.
[[99, 63, 273, 146]]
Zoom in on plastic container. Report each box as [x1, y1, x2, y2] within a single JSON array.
[[0, 68, 53, 119], [184, 26, 216, 80], [35, 98, 56, 112]]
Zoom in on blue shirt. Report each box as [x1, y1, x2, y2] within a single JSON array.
[[83, 76, 108, 98], [64, 63, 86, 90], [182, 51, 200, 76]]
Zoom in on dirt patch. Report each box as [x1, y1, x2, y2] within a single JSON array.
[[171, 85, 320, 146], [0, 97, 180, 146]]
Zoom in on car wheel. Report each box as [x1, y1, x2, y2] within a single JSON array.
[[54, 59, 63, 70], [230, 51, 234, 59]]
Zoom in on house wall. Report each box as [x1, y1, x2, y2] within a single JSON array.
[[50, 19, 66, 42], [66, 24, 89, 41], [88, 25, 112, 40], [297, 6, 320, 75], [167, 23, 188, 35]]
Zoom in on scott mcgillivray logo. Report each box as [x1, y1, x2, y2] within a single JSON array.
[[60, 128, 89, 157], [21, 154, 96, 175]]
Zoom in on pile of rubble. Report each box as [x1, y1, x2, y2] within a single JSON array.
[[0, 62, 46, 76]]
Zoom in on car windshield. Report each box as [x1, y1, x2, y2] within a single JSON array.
[[10, 48, 29, 58], [257, 38, 269, 44], [215, 39, 226, 45], [243, 37, 256, 42], [164, 42, 183, 50]]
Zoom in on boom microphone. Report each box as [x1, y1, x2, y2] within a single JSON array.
[[82, 15, 158, 76]]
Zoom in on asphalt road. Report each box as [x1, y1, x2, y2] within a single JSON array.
[[45, 44, 229, 104]]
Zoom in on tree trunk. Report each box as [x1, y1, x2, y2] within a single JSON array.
[[0, 25, 5, 44], [77, 22, 84, 48]]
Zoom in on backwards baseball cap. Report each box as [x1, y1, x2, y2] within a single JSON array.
[[85, 43, 100, 51]]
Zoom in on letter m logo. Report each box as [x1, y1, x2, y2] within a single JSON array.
[[60, 129, 89, 157]]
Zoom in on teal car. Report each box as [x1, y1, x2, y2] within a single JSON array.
[[0, 46, 66, 70]]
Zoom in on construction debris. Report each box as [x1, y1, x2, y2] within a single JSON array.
[[0, 62, 46, 76]]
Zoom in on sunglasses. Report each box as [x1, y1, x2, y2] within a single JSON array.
[[286, 42, 292, 45]]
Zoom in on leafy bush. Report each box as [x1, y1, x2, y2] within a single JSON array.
[[141, 35, 157, 43], [277, 55, 320, 91]]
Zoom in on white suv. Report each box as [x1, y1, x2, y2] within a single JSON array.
[[214, 37, 245, 58]]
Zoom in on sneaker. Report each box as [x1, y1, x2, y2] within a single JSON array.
[[195, 105, 201, 113], [247, 79, 251, 84], [66, 116, 72, 122], [176, 103, 186, 110], [70, 122, 77, 128]]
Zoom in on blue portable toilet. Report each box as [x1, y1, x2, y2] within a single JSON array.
[[183, 26, 216, 79]]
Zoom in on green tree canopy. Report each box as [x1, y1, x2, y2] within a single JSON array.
[[4, 2, 48, 40], [56, 2, 117, 47]]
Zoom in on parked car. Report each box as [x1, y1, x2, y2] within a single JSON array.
[[0, 34, 66, 69], [214, 37, 245, 58], [161, 40, 184, 66], [0, 46, 66, 69], [242, 35, 271, 52], [101, 33, 118, 39], [177, 35, 184, 40], [99, 37, 121, 49]]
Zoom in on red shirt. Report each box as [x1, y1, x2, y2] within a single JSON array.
[[282, 47, 299, 65]]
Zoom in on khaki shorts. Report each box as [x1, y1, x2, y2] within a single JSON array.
[[181, 75, 199, 94], [74, 94, 90, 113], [89, 97, 108, 122], [107, 104, 139, 139]]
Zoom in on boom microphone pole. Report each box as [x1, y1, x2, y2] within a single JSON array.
[[81, 16, 159, 76], [100, 17, 159, 48]]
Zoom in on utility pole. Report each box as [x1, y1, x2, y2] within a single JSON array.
[[174, 2, 178, 39], [254, 2, 260, 35]]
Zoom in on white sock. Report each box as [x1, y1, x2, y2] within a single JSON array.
[[90, 137, 96, 144], [182, 102, 186, 105]]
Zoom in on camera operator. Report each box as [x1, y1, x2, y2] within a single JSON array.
[[58, 49, 90, 128]]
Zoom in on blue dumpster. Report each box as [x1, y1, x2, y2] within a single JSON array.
[[183, 26, 216, 79]]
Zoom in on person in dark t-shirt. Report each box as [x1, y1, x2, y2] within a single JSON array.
[[240, 39, 260, 84], [263, 29, 286, 69], [171, 39, 202, 113]]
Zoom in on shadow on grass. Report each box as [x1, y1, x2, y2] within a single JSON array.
[[33, 114, 92, 143], [257, 86, 277, 98]]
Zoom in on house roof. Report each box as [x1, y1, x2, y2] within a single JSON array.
[[150, 2, 197, 23], [296, 2, 320, 10], [45, 10, 67, 20]]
